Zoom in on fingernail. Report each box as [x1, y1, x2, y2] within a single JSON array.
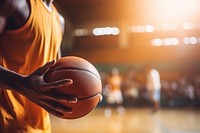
[[67, 111, 72, 114], [69, 98, 78, 103], [67, 79, 73, 84], [64, 111, 72, 116]]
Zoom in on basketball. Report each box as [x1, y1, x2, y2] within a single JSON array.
[[44, 56, 102, 119]]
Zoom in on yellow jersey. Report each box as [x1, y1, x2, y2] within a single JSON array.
[[108, 75, 122, 91], [0, 0, 62, 132]]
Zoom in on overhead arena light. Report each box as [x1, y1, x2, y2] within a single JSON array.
[[131, 25, 154, 33], [92, 27, 120, 36], [74, 29, 89, 36], [151, 38, 179, 46], [183, 37, 199, 45]]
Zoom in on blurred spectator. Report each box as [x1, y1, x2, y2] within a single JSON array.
[[123, 67, 139, 99], [146, 65, 161, 112], [185, 83, 195, 100], [104, 68, 125, 116]]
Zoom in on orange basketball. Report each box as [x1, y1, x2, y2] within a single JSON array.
[[44, 56, 102, 119]]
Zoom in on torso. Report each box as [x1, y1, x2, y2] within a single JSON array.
[[0, 0, 64, 132]]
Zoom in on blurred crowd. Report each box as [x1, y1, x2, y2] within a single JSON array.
[[99, 67, 200, 109]]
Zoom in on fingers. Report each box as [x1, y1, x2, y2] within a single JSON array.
[[58, 97, 78, 104], [39, 99, 72, 118], [42, 78, 73, 91], [39, 101, 64, 117], [38, 93, 76, 118], [36, 60, 56, 75], [41, 93, 78, 104], [68, 97, 78, 103]]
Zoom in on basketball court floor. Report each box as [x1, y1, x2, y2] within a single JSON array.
[[51, 108, 200, 133]]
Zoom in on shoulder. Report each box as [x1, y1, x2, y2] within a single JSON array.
[[0, 0, 16, 31], [0, 0, 19, 11], [0, 0, 26, 17], [0, 0, 30, 30], [0, 0, 14, 15]]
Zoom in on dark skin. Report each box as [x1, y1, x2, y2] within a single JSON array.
[[0, 0, 78, 118]]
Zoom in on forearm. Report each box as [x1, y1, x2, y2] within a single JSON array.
[[0, 65, 24, 93]]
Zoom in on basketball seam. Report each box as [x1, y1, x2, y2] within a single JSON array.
[[47, 67, 101, 80], [77, 93, 100, 101]]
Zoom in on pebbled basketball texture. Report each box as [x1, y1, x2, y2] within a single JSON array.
[[44, 56, 102, 119]]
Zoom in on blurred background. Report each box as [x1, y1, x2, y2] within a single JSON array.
[[51, 0, 200, 132]]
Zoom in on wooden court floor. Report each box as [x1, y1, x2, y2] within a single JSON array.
[[51, 108, 200, 133]]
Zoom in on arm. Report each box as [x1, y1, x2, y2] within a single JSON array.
[[0, 0, 20, 89], [0, 60, 76, 116], [0, 0, 77, 118], [0, 0, 10, 33]]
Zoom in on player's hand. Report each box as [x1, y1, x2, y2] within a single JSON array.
[[21, 60, 77, 118]]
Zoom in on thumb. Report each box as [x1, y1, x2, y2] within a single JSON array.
[[36, 60, 56, 75]]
